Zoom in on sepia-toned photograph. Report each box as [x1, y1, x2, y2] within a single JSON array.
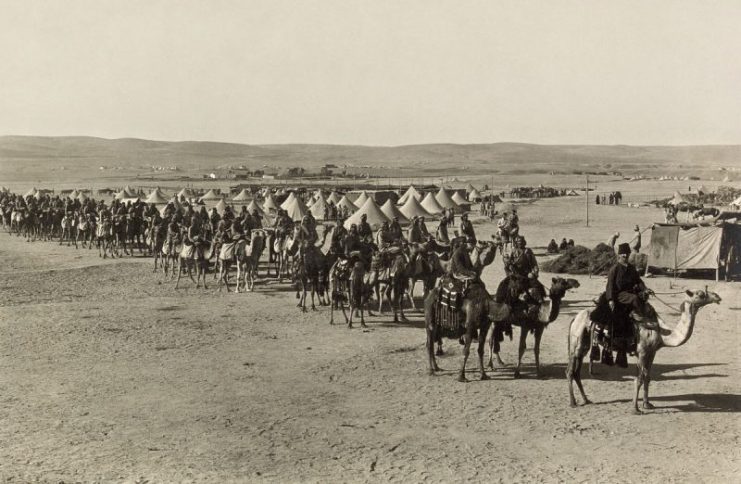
[[0, 1, 739, 482]]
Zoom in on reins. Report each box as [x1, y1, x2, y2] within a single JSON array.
[[650, 293, 683, 313]]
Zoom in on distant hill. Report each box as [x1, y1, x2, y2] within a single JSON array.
[[1, 136, 739, 177]]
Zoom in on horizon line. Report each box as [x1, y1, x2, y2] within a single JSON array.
[[1, 134, 741, 149]]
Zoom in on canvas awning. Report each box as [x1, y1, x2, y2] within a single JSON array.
[[646, 223, 741, 273]]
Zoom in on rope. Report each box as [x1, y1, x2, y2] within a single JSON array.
[[649, 290, 686, 295], [651, 293, 683, 313]]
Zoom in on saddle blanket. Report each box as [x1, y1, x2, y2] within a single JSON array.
[[220, 241, 237, 261], [180, 244, 195, 259]]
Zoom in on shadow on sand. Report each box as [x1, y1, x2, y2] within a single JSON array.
[[594, 393, 741, 413]]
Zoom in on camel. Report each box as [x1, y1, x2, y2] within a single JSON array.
[[329, 259, 369, 328], [487, 277, 580, 378], [96, 218, 115, 259], [374, 251, 410, 322], [423, 240, 502, 382], [176, 238, 211, 289], [236, 231, 266, 292], [566, 289, 721, 413], [294, 244, 328, 311]]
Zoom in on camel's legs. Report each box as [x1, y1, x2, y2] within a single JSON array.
[[642, 352, 656, 410], [175, 261, 183, 289], [407, 280, 418, 310], [477, 322, 490, 380], [426, 326, 440, 374], [533, 326, 544, 378], [458, 329, 472, 382], [633, 350, 649, 414], [514, 328, 528, 379]]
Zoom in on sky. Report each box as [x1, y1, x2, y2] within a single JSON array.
[[0, 0, 739, 146]]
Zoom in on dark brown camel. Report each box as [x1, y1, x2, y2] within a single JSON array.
[[423, 241, 501, 382], [488, 277, 580, 378]]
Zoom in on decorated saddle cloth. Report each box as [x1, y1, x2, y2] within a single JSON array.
[[220, 241, 239, 261], [435, 276, 466, 330]]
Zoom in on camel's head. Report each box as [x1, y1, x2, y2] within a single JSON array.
[[685, 289, 722, 307], [549, 277, 580, 299]]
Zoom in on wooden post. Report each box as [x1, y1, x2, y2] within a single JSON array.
[[585, 175, 589, 227]]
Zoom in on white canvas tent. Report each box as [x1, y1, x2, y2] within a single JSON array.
[[200, 189, 221, 201], [468, 188, 483, 202], [420, 192, 444, 214], [24, 187, 38, 198], [730, 195, 741, 209], [344, 198, 390, 230], [214, 199, 228, 215], [336, 195, 359, 213], [352, 191, 370, 207], [263, 193, 280, 212], [397, 185, 422, 205], [451, 191, 469, 206], [280, 192, 299, 211], [246, 199, 265, 215], [144, 188, 169, 205], [309, 194, 329, 220], [282, 193, 309, 221], [380, 199, 410, 225], [435, 187, 460, 210], [399, 194, 432, 220], [327, 192, 341, 205], [232, 189, 251, 201]]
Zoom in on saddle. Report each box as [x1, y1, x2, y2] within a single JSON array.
[[589, 292, 658, 354], [435, 276, 468, 331]]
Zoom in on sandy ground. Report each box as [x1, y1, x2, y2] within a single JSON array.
[[0, 190, 739, 483]]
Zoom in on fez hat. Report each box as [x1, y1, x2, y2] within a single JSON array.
[[617, 243, 631, 256]]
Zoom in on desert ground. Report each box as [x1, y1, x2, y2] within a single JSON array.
[[0, 178, 739, 483]]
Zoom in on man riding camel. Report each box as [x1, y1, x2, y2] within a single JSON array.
[[458, 212, 476, 243], [604, 242, 654, 367], [449, 236, 477, 283], [495, 235, 545, 317], [389, 216, 404, 243], [357, 214, 373, 243], [273, 209, 294, 242]]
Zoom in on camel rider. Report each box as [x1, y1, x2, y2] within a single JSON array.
[[222, 205, 235, 225], [357, 214, 373, 243], [449, 237, 477, 283], [389, 216, 404, 243], [377, 220, 395, 250], [418, 216, 430, 239], [273, 209, 293, 241], [331, 219, 348, 255], [436, 215, 450, 244], [408, 216, 423, 244], [251, 209, 263, 229], [299, 214, 318, 249], [495, 235, 545, 313], [187, 216, 207, 258], [603, 242, 654, 367], [209, 207, 221, 233], [344, 224, 366, 267], [241, 210, 254, 237], [164, 221, 180, 255], [459, 212, 476, 243]]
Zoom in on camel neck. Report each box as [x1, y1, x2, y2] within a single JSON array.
[[660, 301, 698, 348]]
